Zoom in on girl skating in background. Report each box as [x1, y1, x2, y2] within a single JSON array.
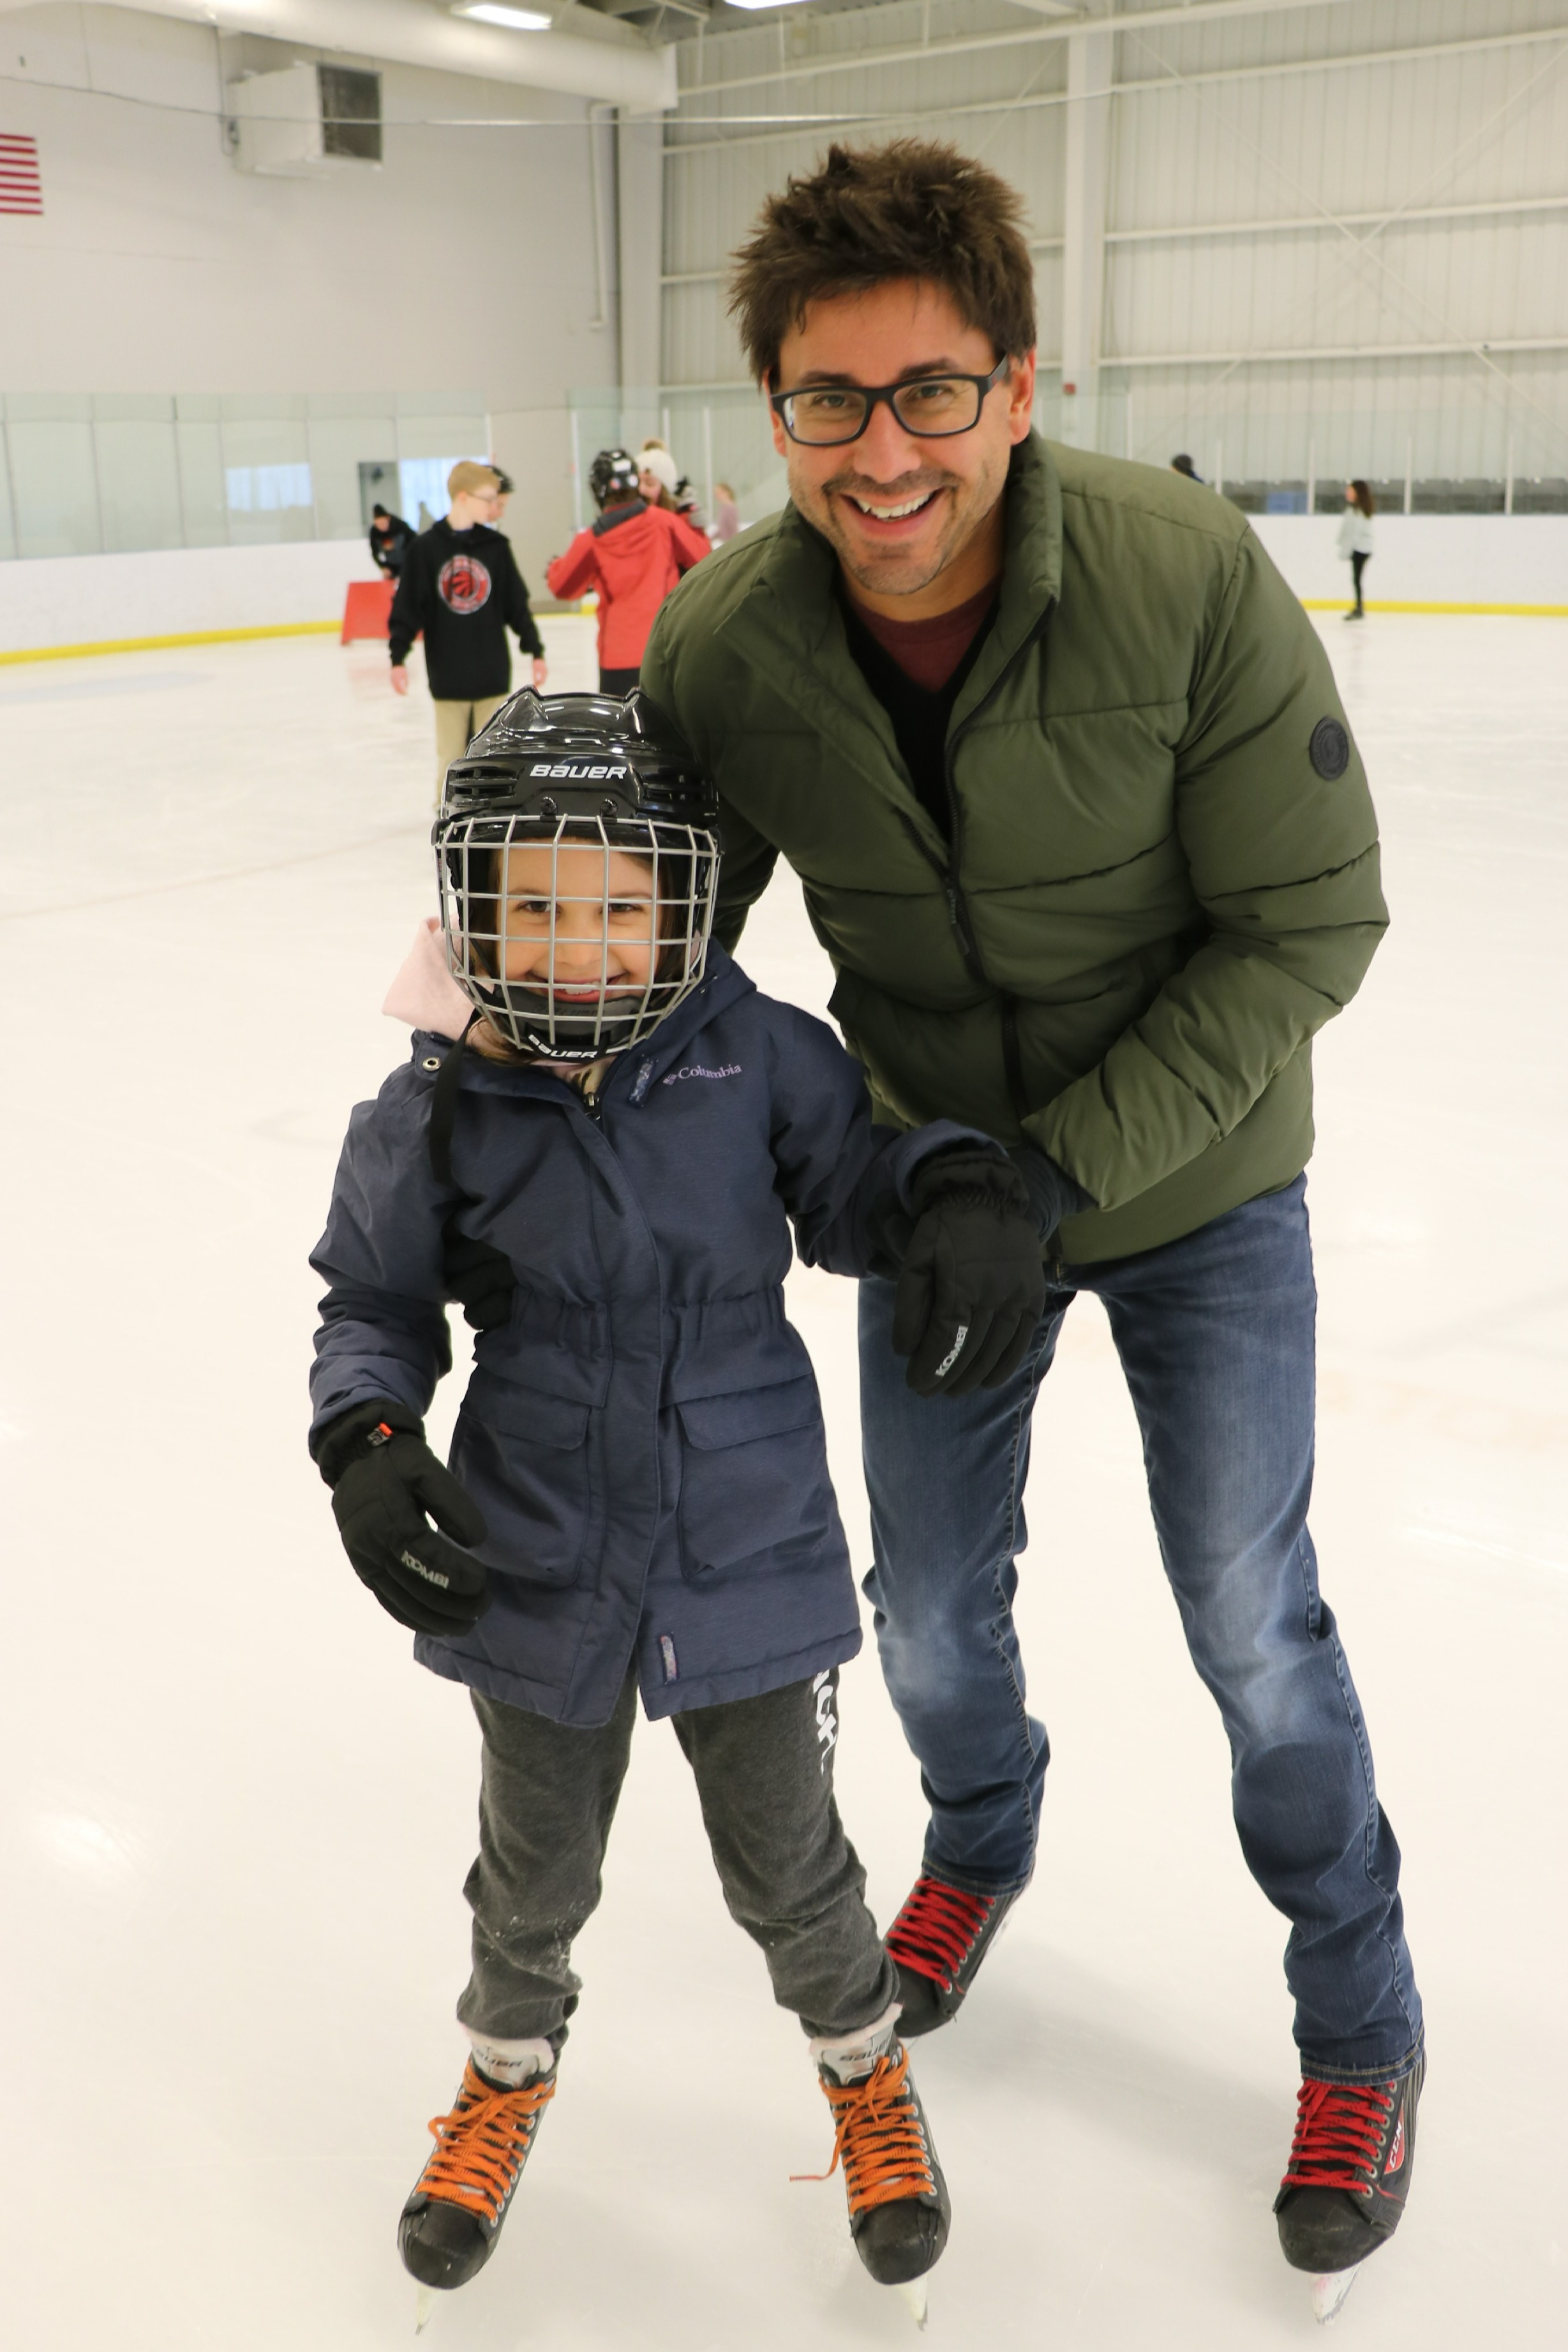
[[307, 693, 1048, 2323], [1338, 479, 1376, 618]]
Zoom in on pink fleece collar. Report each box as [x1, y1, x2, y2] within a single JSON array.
[[382, 917, 475, 1042]]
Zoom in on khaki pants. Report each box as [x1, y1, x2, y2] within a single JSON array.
[[433, 693, 510, 803]]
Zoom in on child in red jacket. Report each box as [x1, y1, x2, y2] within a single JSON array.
[[547, 448, 709, 691]]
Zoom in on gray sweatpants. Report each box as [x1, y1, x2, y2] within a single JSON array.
[[456, 1669, 898, 2043]]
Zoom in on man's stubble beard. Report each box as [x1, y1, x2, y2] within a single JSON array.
[[790, 445, 1010, 600]]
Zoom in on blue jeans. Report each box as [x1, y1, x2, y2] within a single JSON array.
[[859, 1178, 1422, 2081]]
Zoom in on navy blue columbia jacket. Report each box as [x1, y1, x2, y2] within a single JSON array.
[[310, 947, 983, 1728]]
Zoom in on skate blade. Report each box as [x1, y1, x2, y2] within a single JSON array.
[[414, 2283, 436, 2335], [894, 2275, 930, 2329], [1311, 2265, 1361, 2325]]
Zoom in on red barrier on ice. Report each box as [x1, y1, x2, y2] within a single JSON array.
[[341, 579, 397, 644]]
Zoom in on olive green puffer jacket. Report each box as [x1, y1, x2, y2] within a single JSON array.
[[641, 434, 1386, 1264]]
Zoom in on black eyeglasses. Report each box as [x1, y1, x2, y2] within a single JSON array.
[[770, 357, 1012, 447]]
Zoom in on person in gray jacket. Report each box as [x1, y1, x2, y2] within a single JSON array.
[[1338, 480, 1375, 617], [308, 692, 1049, 2318]]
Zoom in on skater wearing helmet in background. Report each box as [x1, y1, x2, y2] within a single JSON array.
[[637, 138, 1425, 2325], [1339, 480, 1376, 618], [308, 691, 1050, 2321], [547, 450, 709, 693]]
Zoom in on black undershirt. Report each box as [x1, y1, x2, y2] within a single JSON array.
[[838, 587, 999, 841]]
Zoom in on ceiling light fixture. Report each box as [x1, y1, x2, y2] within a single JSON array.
[[452, 3, 553, 29], [725, 1, 814, 11]]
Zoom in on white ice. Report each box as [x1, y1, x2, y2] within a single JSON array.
[[1, 616, 1564, 2349]]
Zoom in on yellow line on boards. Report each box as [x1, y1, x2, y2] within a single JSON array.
[[0, 620, 342, 666], [3, 605, 1563, 669], [1301, 599, 1568, 616]]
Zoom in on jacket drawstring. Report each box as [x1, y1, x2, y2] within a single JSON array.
[[428, 1012, 482, 1186]]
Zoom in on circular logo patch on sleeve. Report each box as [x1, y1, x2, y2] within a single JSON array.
[[1309, 716, 1350, 779]]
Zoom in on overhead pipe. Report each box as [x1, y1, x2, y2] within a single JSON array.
[[0, 0, 676, 111]]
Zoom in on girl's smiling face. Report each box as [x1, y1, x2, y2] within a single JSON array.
[[495, 839, 658, 1000]]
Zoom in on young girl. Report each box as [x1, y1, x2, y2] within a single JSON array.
[[308, 692, 1046, 2319], [1338, 479, 1375, 618]]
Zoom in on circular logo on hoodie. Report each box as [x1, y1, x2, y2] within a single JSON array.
[[438, 555, 492, 615]]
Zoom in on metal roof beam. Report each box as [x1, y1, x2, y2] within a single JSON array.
[[1103, 194, 1568, 246], [680, 0, 1368, 101], [666, 23, 1568, 156]]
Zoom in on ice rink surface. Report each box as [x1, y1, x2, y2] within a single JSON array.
[[1, 613, 1565, 2351]]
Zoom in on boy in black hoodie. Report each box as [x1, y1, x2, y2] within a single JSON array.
[[389, 461, 548, 797]]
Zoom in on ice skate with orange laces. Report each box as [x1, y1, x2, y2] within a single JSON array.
[[398, 2041, 558, 2327], [800, 2009, 950, 2328], [1274, 2055, 1424, 2324], [886, 1870, 1022, 2038]]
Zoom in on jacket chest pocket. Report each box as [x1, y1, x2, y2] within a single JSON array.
[[675, 1375, 835, 1585], [455, 1371, 594, 1589]]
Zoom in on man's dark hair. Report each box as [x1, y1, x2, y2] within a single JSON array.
[[728, 140, 1036, 387]]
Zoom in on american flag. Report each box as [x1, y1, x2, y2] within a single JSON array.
[[0, 134, 42, 216]]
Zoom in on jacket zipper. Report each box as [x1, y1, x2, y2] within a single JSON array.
[[897, 597, 1057, 1123]]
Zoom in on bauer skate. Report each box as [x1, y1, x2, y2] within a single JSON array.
[[1274, 2056, 1424, 2324], [887, 1871, 1021, 2039], [399, 2052, 556, 2319], [802, 2014, 950, 2327]]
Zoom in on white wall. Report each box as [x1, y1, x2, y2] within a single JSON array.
[[1251, 513, 1568, 610], [0, 535, 615, 659], [0, 536, 374, 651], [489, 403, 578, 585], [0, 6, 617, 461], [1, 512, 1560, 664]]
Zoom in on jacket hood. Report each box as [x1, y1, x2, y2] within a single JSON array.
[[384, 917, 472, 1041]]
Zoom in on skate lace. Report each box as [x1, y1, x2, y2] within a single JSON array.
[[795, 2048, 937, 2217], [415, 2058, 556, 2223], [1279, 2077, 1393, 2196], [885, 1875, 995, 1993]]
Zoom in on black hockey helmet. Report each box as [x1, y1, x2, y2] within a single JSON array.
[[588, 447, 641, 510], [435, 691, 721, 1065]]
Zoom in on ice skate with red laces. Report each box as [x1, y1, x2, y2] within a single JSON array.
[[800, 2010, 951, 2328], [398, 2040, 557, 2328], [1274, 2054, 1423, 2323], [886, 1871, 1022, 2037]]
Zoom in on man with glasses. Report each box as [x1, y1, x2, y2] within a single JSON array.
[[389, 460, 548, 801], [640, 141, 1424, 2312]]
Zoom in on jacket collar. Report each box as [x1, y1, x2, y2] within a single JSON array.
[[747, 430, 1060, 657], [419, 942, 755, 1105], [592, 496, 649, 539], [713, 435, 1063, 842]]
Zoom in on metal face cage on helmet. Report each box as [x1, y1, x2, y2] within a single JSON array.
[[587, 447, 641, 509], [435, 691, 721, 1067]]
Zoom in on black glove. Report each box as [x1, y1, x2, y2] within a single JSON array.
[[1006, 1141, 1094, 1247], [315, 1398, 490, 1635], [892, 1152, 1050, 1398], [442, 1216, 516, 1335]]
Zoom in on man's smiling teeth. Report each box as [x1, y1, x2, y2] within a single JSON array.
[[849, 491, 937, 521]]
